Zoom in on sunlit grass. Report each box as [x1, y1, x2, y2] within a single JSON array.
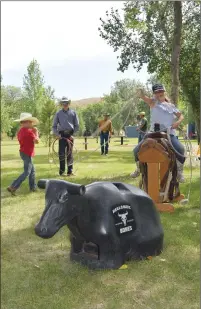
[[2, 140, 200, 309]]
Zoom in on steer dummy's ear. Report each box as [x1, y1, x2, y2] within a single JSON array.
[[58, 190, 69, 203]]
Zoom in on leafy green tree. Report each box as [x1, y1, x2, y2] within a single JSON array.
[[102, 79, 150, 134], [99, 1, 198, 103], [7, 123, 19, 140], [0, 84, 32, 137], [2, 85, 22, 102], [1, 85, 12, 134], [81, 79, 151, 136], [1, 103, 12, 135], [45, 85, 55, 100], [98, 1, 199, 137], [74, 108, 86, 137], [179, 18, 200, 141], [23, 59, 45, 117], [39, 99, 57, 147], [1, 85, 27, 119], [82, 103, 105, 134]]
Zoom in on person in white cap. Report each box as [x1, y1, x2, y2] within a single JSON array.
[[52, 96, 79, 176], [7, 113, 39, 195]]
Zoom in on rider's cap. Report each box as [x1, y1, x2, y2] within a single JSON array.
[[139, 112, 145, 116], [60, 96, 71, 104], [103, 113, 110, 116], [152, 84, 165, 93]]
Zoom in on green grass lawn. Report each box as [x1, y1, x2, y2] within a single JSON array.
[[2, 139, 200, 309]]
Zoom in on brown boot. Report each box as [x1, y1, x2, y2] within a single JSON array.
[[67, 172, 76, 177], [130, 162, 140, 178], [7, 186, 16, 195], [176, 160, 185, 183]]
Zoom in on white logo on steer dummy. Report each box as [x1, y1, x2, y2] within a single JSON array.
[[118, 211, 128, 226], [112, 205, 135, 235]]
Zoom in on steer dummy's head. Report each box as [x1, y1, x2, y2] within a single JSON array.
[[35, 179, 86, 239]]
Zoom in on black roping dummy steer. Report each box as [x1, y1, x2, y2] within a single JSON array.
[[35, 180, 164, 270]]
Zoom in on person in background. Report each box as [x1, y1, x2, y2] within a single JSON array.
[[130, 84, 185, 182], [98, 113, 113, 155], [7, 113, 39, 195], [136, 111, 148, 143], [52, 96, 79, 176]]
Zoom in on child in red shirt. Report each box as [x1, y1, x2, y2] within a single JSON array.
[[7, 113, 39, 195]]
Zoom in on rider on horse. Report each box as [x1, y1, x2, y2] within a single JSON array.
[[131, 84, 185, 183]]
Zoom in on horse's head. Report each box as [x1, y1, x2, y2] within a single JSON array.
[[35, 179, 86, 239]]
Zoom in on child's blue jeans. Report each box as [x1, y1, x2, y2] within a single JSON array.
[[11, 152, 36, 190]]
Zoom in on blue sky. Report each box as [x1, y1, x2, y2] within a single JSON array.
[[2, 1, 149, 100]]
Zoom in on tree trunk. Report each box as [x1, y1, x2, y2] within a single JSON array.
[[170, 1, 182, 105], [196, 119, 200, 144], [192, 107, 200, 144]]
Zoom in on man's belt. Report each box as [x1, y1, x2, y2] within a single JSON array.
[[59, 130, 74, 137], [59, 130, 73, 134], [101, 130, 109, 134]]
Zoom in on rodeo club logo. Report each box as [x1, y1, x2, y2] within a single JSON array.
[[112, 205, 135, 234]]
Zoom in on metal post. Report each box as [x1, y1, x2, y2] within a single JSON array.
[[85, 137, 87, 150], [121, 136, 123, 145]]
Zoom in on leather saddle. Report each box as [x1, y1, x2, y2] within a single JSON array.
[[138, 132, 180, 201]]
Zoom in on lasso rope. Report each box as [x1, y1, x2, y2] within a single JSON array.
[[48, 137, 79, 172], [51, 137, 74, 161]]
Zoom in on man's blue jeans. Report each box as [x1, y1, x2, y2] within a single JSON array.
[[11, 152, 36, 190], [59, 136, 73, 175], [133, 134, 185, 164], [100, 132, 109, 154], [138, 132, 146, 143]]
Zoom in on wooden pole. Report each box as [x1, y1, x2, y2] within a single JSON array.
[[120, 136, 123, 145]]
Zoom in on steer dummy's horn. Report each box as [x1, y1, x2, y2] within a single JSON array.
[[38, 179, 48, 189], [64, 181, 86, 195], [37, 179, 86, 196]]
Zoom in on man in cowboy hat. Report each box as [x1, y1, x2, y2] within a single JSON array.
[[136, 111, 147, 143], [52, 96, 79, 176], [7, 113, 39, 195], [98, 113, 113, 155]]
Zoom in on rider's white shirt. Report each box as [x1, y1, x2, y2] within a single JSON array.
[[150, 100, 180, 135]]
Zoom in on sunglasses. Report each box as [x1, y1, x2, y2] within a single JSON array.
[[154, 90, 165, 94]]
